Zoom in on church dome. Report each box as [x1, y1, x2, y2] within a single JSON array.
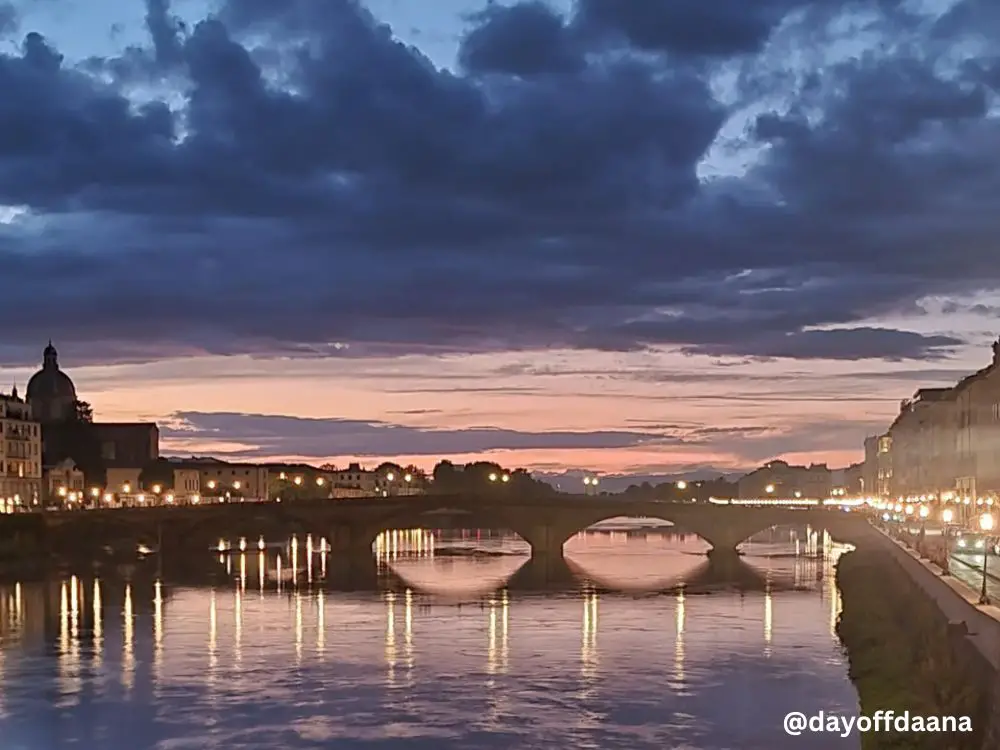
[[26, 341, 77, 423]]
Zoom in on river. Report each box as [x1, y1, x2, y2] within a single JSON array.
[[0, 523, 860, 749]]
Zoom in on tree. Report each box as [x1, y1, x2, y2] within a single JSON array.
[[72, 400, 93, 423]]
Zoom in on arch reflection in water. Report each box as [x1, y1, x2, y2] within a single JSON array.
[[379, 528, 527, 599], [564, 521, 710, 591]]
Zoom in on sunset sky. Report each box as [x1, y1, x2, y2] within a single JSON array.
[[2, 0, 999, 485]]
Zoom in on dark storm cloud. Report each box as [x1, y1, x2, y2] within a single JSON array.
[[0, 3, 17, 35], [0, 0, 997, 365], [459, 1, 584, 76], [163, 411, 675, 458], [161, 409, 879, 468]]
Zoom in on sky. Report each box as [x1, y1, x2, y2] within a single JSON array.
[[2, 0, 1000, 486]]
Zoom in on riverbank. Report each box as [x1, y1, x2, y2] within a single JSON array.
[[836, 547, 998, 749]]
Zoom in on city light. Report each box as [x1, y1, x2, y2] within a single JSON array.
[[233, 481, 241, 490], [919, 506, 929, 519], [207, 480, 217, 489], [152, 484, 161, 493], [765, 484, 775, 493], [980, 513, 995, 533], [501, 474, 510, 483], [676, 480, 687, 490], [942, 508, 954, 524], [316, 477, 325, 486], [489, 473, 498, 482], [293, 476, 302, 485]]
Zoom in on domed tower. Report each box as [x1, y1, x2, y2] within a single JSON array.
[[26, 341, 77, 423]]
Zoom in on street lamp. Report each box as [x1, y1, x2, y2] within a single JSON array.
[[765, 484, 775, 494], [979, 513, 995, 605], [942, 508, 954, 524], [489, 473, 498, 482], [676, 480, 687, 490], [501, 474, 510, 483]]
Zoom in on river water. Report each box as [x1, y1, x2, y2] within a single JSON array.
[[0, 524, 859, 749]]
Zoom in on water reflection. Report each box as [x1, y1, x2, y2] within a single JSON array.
[[0, 526, 860, 749]]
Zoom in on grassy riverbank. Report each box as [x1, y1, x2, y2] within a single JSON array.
[[836, 548, 995, 749]]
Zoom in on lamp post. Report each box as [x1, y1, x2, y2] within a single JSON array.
[[941, 508, 955, 574], [979, 512, 995, 605]]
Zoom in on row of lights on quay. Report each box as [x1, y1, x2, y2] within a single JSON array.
[[59, 484, 202, 505]]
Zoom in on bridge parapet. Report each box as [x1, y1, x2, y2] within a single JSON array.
[[29, 495, 869, 560]]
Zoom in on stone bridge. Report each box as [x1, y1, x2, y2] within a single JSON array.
[[28, 494, 869, 564]]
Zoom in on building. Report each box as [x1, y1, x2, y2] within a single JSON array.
[[26, 342, 77, 423], [868, 337, 1000, 521], [737, 460, 832, 499], [22, 341, 159, 475], [0, 388, 43, 510], [44, 458, 86, 505], [886, 387, 956, 498], [331, 463, 379, 495], [92, 423, 160, 466], [181, 461, 269, 500], [953, 339, 1000, 502]]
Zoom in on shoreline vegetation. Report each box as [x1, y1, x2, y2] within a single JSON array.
[[836, 547, 997, 749]]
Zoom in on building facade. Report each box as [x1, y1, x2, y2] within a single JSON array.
[[189, 462, 269, 500], [886, 387, 956, 498], [869, 338, 1000, 512], [0, 389, 43, 510]]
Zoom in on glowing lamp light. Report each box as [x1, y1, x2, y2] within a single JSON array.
[[919, 506, 929, 519], [57, 487, 67, 497], [404, 474, 412, 483], [90, 487, 100, 498], [386, 472, 395, 482], [942, 508, 954, 524], [233, 481, 241, 490], [165, 494, 174, 504], [489, 473, 498, 482], [207, 480, 217, 489], [502, 474, 510, 483], [980, 513, 995, 533], [103, 493, 113, 503], [765, 484, 775, 494], [676, 480, 687, 490], [316, 477, 325, 486], [293, 476, 302, 486], [905, 504, 914, 516], [152, 484, 162, 493]]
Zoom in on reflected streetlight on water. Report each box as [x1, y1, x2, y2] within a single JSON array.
[[234, 584, 243, 664], [92, 580, 103, 669], [123, 583, 135, 692], [154, 580, 164, 683], [764, 585, 773, 657], [581, 591, 598, 680], [384, 591, 397, 687], [674, 590, 686, 686], [316, 589, 326, 656], [294, 592, 303, 665]]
